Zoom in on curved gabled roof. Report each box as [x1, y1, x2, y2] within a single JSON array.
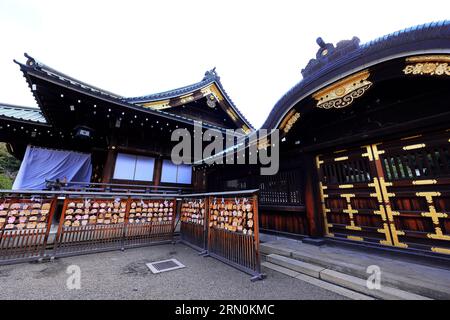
[[262, 20, 450, 129], [15, 53, 254, 131], [14, 54, 248, 133]]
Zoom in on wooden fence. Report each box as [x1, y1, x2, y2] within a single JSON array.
[[0, 189, 263, 281], [0, 197, 56, 265], [54, 197, 176, 257], [179, 197, 208, 251], [179, 191, 264, 280]]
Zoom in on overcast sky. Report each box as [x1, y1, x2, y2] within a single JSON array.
[[0, 0, 448, 128]]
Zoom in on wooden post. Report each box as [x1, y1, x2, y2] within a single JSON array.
[[303, 154, 323, 237], [252, 193, 261, 274], [101, 148, 116, 183], [153, 158, 163, 190]]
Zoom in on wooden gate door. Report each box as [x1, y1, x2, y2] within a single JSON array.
[[375, 130, 450, 254], [317, 129, 450, 254], [316, 146, 393, 246]]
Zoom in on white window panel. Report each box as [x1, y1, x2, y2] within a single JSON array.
[[113, 153, 155, 182], [161, 160, 178, 183], [177, 164, 192, 184], [134, 155, 155, 181], [113, 153, 135, 180]]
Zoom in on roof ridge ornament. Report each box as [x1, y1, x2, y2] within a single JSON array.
[[203, 67, 220, 81], [24, 53, 38, 68], [301, 36, 360, 79]]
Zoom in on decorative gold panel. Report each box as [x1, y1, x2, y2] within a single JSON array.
[[200, 84, 224, 102], [241, 125, 251, 134], [279, 111, 301, 134], [402, 143, 426, 150], [312, 70, 372, 109], [226, 109, 238, 121], [141, 99, 171, 110], [140, 83, 225, 111], [179, 94, 195, 104], [403, 55, 450, 76]]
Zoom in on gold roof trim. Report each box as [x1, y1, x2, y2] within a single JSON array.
[[406, 55, 450, 63], [140, 99, 171, 110], [403, 55, 450, 76]]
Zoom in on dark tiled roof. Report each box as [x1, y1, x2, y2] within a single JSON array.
[[263, 20, 450, 129], [16, 55, 253, 131], [125, 69, 254, 130], [0, 103, 47, 124], [14, 55, 238, 133], [124, 77, 215, 103]]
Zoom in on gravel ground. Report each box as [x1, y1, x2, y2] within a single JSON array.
[[0, 244, 347, 300]]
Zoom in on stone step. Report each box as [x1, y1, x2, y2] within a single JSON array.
[[266, 253, 325, 278], [260, 242, 450, 299], [265, 253, 432, 300], [262, 262, 375, 300], [320, 269, 431, 300]]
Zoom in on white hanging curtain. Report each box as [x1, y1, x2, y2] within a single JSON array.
[[12, 145, 92, 190]]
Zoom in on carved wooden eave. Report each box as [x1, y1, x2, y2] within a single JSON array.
[[312, 70, 372, 109], [403, 55, 450, 76]]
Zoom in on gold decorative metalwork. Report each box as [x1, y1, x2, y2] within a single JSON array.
[[414, 192, 450, 241], [347, 235, 363, 241], [316, 156, 324, 169], [140, 83, 224, 110], [403, 55, 450, 76], [179, 93, 195, 104], [257, 139, 270, 150], [402, 143, 426, 151], [340, 193, 360, 231], [431, 247, 450, 255], [241, 125, 251, 134], [201, 84, 224, 102], [370, 144, 385, 161], [279, 110, 301, 134], [401, 134, 422, 141], [369, 178, 384, 203], [318, 181, 333, 237], [339, 184, 354, 189], [226, 109, 238, 121], [334, 156, 348, 161], [412, 179, 437, 185], [312, 70, 372, 109], [141, 99, 171, 110], [372, 162, 406, 248]]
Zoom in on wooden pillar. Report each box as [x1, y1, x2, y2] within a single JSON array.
[[102, 148, 116, 183], [153, 158, 163, 187], [302, 154, 323, 237]]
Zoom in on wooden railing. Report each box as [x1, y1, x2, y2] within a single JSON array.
[[45, 180, 191, 194]]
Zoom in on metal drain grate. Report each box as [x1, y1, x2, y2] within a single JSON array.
[[146, 258, 186, 274]]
